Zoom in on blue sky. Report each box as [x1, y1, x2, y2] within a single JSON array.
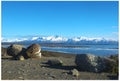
[[2, 1, 118, 40]]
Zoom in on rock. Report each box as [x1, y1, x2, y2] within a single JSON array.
[[44, 73, 49, 76], [75, 54, 115, 72], [70, 69, 79, 77], [26, 44, 41, 58], [50, 75, 56, 78], [41, 66, 45, 68], [1, 47, 8, 57], [15, 55, 25, 60], [48, 76, 54, 80], [47, 59, 63, 66], [18, 76, 23, 79], [18, 71, 21, 74], [7, 44, 25, 57], [62, 72, 68, 75], [19, 56, 25, 61], [7, 71, 12, 74]]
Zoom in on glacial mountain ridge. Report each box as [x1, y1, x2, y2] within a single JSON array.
[[2, 36, 118, 45]]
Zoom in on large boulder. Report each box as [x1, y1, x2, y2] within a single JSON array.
[[26, 44, 41, 58], [7, 44, 25, 57], [75, 54, 115, 72]]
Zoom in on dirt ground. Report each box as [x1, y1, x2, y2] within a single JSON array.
[[1, 51, 118, 80]]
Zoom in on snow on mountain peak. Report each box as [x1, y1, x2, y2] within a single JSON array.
[[72, 37, 104, 42], [1, 35, 118, 44], [41, 36, 68, 42], [31, 37, 39, 40]]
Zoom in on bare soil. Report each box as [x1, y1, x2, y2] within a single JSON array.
[[2, 51, 118, 80]]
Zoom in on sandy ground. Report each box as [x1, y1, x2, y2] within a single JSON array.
[[2, 51, 118, 80]]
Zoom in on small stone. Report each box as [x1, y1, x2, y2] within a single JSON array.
[[41, 66, 45, 68], [70, 69, 79, 77], [7, 71, 12, 74], [18, 76, 23, 78], [47, 59, 63, 66], [44, 73, 49, 76], [19, 56, 25, 61], [23, 73, 27, 76], [18, 76, 23, 79], [62, 72, 68, 75], [48, 76, 54, 80], [33, 67, 36, 70], [18, 71, 21, 74], [50, 75, 56, 78]]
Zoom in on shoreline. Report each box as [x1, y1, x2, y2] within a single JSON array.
[[1, 43, 118, 57], [2, 48, 118, 80], [2, 45, 118, 57]]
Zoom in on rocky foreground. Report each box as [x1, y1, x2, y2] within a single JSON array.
[[1, 44, 119, 80]]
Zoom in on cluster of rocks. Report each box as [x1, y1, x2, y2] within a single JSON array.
[[2, 44, 42, 60], [1, 44, 117, 74]]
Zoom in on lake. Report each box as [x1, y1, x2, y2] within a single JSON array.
[[2, 44, 118, 56], [42, 44, 118, 56]]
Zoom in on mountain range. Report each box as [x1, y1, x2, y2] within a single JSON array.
[[2, 36, 118, 45]]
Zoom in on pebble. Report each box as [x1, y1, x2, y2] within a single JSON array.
[[7, 71, 12, 73], [33, 67, 36, 70], [44, 73, 49, 76], [48, 76, 54, 80], [18, 76, 23, 79], [47, 59, 63, 66], [64, 73, 68, 75], [101, 73, 105, 75], [37, 64, 40, 66], [26, 63, 31, 66], [26, 70, 29, 72], [62, 72, 68, 75], [41, 66, 45, 68], [18, 71, 21, 74], [70, 69, 79, 77], [23, 73, 27, 76], [50, 75, 56, 78], [21, 64, 26, 67], [19, 56, 25, 61]]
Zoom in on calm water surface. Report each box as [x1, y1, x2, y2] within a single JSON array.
[[2, 44, 118, 56], [42, 45, 118, 56]]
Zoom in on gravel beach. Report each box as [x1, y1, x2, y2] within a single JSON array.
[[2, 51, 118, 80]]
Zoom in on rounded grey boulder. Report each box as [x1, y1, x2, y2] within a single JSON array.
[[7, 44, 25, 57], [26, 44, 41, 58], [75, 54, 115, 72]]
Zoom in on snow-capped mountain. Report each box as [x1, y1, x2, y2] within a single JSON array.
[[2, 36, 118, 44], [2, 36, 67, 42]]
